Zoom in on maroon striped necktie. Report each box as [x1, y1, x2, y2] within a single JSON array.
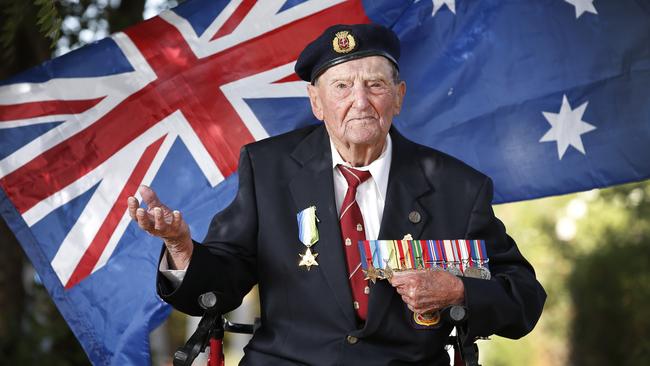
[[337, 165, 372, 321]]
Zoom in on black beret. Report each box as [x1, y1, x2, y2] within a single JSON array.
[[295, 23, 400, 83]]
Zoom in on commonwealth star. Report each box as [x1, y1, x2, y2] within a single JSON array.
[[540, 95, 596, 160]]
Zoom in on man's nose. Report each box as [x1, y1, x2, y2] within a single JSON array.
[[351, 85, 371, 110]]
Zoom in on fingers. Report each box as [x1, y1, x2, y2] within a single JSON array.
[[394, 281, 417, 307], [170, 210, 183, 233], [390, 270, 450, 313], [127, 196, 139, 220], [394, 285, 413, 297], [401, 294, 426, 313], [139, 185, 162, 207], [154, 207, 165, 231], [388, 269, 415, 287], [388, 274, 403, 287], [128, 194, 155, 233], [400, 290, 439, 313], [128, 188, 188, 242], [392, 276, 430, 311], [135, 207, 154, 232], [153, 207, 185, 233]]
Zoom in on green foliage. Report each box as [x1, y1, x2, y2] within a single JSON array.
[[34, 0, 62, 48], [0, 0, 61, 61], [0, 1, 27, 62], [481, 180, 650, 366], [569, 186, 650, 365]]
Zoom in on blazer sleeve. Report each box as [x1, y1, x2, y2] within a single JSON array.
[[461, 176, 546, 340], [156, 146, 259, 316]]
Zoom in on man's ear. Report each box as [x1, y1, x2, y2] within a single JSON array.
[[395, 80, 406, 115], [307, 84, 324, 121]]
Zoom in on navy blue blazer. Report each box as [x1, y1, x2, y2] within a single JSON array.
[[158, 124, 546, 365]]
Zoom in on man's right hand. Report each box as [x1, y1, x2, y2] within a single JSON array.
[[127, 185, 193, 270]]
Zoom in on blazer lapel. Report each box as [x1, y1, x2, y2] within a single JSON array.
[[288, 126, 357, 327], [363, 128, 435, 335]]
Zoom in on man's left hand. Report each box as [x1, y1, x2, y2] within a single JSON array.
[[389, 270, 465, 314]]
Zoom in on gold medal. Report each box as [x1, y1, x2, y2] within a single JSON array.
[[364, 266, 380, 283], [298, 247, 319, 270], [382, 266, 394, 280]]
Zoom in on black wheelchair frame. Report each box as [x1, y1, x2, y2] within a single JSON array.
[[173, 292, 481, 366]]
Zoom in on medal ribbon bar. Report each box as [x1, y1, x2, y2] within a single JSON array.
[[358, 239, 491, 280]]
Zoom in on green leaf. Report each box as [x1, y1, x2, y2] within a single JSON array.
[[32, 0, 62, 47]]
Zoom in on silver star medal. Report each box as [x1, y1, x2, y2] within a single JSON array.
[[299, 247, 319, 271], [297, 206, 320, 270]]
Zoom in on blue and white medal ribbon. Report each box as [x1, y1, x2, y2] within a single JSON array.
[[297, 206, 319, 270]]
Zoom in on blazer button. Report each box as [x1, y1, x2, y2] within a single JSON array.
[[408, 211, 421, 224], [346, 335, 359, 345]]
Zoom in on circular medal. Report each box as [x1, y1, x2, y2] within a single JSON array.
[[447, 264, 463, 277], [464, 267, 482, 279], [479, 266, 491, 280]]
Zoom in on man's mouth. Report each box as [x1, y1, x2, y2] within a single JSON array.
[[347, 116, 377, 123]]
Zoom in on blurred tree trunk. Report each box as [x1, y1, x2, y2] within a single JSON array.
[[0, 216, 25, 356], [0, 1, 51, 359], [108, 0, 147, 33]]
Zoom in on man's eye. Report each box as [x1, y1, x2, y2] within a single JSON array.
[[335, 83, 348, 89]]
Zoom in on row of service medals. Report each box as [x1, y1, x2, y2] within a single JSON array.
[[358, 238, 491, 327], [358, 238, 491, 282]]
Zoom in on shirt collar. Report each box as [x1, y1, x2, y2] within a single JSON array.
[[330, 133, 392, 200]]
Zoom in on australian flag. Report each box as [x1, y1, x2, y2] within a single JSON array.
[[0, 0, 648, 364]]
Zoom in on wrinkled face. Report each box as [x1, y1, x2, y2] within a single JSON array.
[[307, 56, 406, 150]]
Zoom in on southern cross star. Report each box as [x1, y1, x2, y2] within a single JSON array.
[[416, 0, 456, 17], [564, 0, 598, 19], [540, 95, 597, 160]]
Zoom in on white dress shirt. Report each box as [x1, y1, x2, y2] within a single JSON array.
[[161, 134, 393, 286], [330, 134, 392, 240]]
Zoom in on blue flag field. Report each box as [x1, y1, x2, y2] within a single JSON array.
[[0, 0, 648, 364]]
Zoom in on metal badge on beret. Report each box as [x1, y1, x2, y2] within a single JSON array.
[[332, 30, 356, 54]]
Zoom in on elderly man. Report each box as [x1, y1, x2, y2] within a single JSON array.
[[128, 23, 545, 365]]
